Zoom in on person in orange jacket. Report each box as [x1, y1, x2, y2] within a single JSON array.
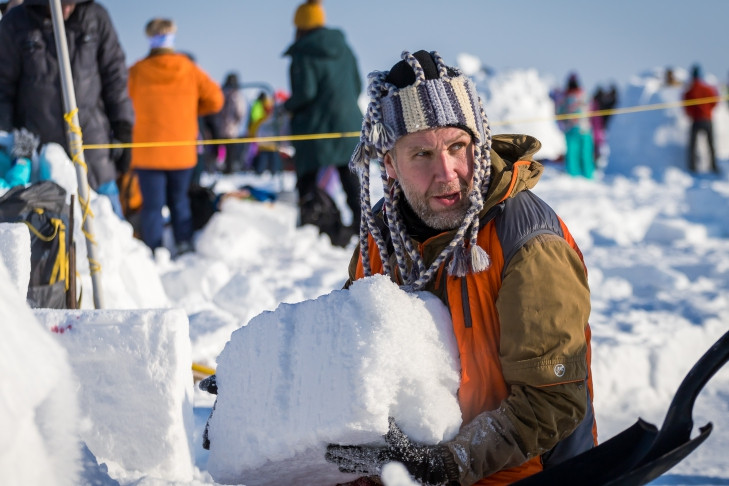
[[325, 50, 595, 485], [683, 64, 720, 174], [128, 18, 223, 255]]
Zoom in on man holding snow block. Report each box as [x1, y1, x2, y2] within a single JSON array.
[[327, 50, 596, 485]]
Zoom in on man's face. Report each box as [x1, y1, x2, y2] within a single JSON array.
[[384, 127, 474, 230]]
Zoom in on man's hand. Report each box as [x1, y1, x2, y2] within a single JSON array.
[[111, 121, 132, 174], [325, 417, 459, 485]]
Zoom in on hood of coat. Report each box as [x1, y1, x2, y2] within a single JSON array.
[[283, 27, 348, 59], [482, 134, 544, 211]]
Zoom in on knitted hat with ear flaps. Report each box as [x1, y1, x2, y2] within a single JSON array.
[[350, 50, 493, 291]]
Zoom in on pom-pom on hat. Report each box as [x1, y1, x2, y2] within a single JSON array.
[[350, 50, 493, 291], [293, 0, 325, 30]]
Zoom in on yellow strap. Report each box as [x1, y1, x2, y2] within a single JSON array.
[[23, 217, 59, 242], [192, 362, 216, 376], [24, 216, 69, 290], [49, 218, 68, 290]]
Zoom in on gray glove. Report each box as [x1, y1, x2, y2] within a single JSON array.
[[325, 417, 460, 485], [11, 127, 39, 159]]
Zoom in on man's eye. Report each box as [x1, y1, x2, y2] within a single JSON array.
[[450, 142, 466, 152]]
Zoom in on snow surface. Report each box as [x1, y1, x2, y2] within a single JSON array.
[[1, 60, 729, 486]]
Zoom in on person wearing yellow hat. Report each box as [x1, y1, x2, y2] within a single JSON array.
[[283, 0, 364, 247], [293, 0, 325, 32]]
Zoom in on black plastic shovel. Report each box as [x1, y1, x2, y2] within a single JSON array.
[[514, 329, 729, 486]]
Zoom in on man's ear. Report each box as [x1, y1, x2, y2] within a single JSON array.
[[384, 152, 398, 180]]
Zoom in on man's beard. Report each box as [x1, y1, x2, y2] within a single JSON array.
[[399, 179, 472, 230]]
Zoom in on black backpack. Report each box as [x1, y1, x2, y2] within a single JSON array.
[[0, 181, 75, 308], [299, 187, 353, 247]]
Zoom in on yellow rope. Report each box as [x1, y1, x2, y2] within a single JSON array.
[[81, 94, 729, 151], [63, 108, 101, 276]]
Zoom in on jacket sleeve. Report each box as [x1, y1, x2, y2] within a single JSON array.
[[446, 382, 587, 485], [446, 234, 591, 484], [94, 4, 134, 126], [0, 14, 21, 131], [196, 68, 224, 117]]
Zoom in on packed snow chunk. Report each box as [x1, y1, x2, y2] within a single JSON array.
[[0, 222, 30, 296], [207, 274, 462, 485], [0, 255, 81, 486], [33, 308, 195, 482]]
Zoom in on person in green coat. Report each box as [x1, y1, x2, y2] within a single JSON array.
[[283, 0, 363, 246]]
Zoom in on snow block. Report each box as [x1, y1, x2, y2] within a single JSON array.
[[207, 274, 462, 485], [0, 222, 31, 297], [33, 308, 195, 482], [0, 253, 81, 486]]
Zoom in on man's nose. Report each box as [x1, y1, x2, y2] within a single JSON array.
[[434, 150, 459, 180]]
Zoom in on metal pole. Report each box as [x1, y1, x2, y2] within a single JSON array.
[[49, 0, 104, 308]]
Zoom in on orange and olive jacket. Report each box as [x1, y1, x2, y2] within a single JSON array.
[[128, 49, 223, 170], [346, 134, 596, 485]]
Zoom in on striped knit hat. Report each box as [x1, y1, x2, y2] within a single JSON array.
[[350, 50, 493, 291]]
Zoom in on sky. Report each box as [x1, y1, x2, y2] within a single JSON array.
[[104, 0, 729, 97], [2, 61, 729, 485]]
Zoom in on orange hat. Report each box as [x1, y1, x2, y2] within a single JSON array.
[[293, 0, 325, 30]]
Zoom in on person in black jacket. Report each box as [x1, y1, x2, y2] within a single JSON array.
[[0, 0, 133, 217]]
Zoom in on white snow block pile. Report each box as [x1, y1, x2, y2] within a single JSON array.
[[0, 257, 81, 486], [0, 222, 31, 296], [207, 274, 463, 485], [33, 308, 195, 482]]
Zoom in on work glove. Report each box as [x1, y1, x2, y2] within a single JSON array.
[[198, 374, 217, 395], [325, 417, 460, 486], [198, 375, 217, 450], [110, 121, 132, 174], [11, 127, 39, 159]]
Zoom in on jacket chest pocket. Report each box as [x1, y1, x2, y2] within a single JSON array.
[[20, 31, 50, 79], [72, 30, 99, 71]]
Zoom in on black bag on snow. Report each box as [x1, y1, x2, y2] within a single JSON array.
[[189, 184, 219, 231], [299, 187, 352, 247], [0, 181, 74, 309]]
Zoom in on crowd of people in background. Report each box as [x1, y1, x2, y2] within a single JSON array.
[[0, 0, 725, 256]]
